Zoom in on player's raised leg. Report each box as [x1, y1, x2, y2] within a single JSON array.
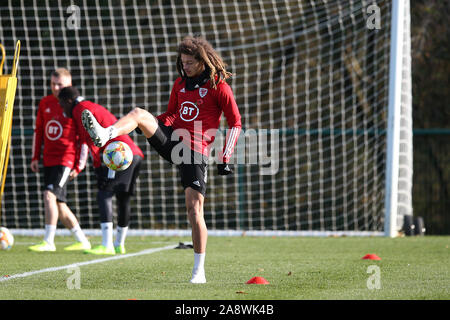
[[81, 107, 158, 147]]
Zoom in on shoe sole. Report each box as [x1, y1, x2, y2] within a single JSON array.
[[64, 246, 91, 251], [83, 250, 115, 255], [81, 110, 105, 147], [28, 248, 56, 252]]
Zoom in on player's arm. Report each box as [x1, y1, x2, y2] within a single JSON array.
[[70, 137, 88, 179], [77, 142, 89, 172], [217, 83, 242, 175], [31, 101, 44, 172]]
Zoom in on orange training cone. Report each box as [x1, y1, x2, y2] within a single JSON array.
[[362, 254, 381, 260], [246, 276, 269, 284]]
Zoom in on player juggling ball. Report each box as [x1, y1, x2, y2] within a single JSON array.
[[80, 36, 242, 283]]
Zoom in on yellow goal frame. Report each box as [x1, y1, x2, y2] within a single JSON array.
[[0, 40, 20, 222]]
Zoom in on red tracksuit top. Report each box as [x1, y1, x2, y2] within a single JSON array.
[[157, 77, 241, 163], [71, 99, 144, 168], [32, 95, 87, 173]]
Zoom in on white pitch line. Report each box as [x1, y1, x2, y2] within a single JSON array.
[[0, 244, 177, 282]]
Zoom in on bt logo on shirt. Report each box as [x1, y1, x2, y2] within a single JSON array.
[[45, 120, 63, 141], [180, 101, 199, 122]]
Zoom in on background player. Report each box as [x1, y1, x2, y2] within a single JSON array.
[[80, 36, 241, 283], [29, 68, 91, 252], [58, 86, 144, 255]]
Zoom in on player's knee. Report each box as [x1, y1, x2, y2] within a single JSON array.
[[185, 188, 204, 222], [57, 207, 67, 220], [57, 202, 68, 214], [131, 107, 156, 125], [43, 190, 56, 203], [130, 107, 158, 137], [187, 204, 202, 221], [130, 107, 152, 122], [130, 107, 143, 117]]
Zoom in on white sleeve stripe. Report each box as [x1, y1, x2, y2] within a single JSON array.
[[223, 127, 239, 158], [226, 128, 239, 156], [223, 129, 234, 158], [31, 132, 37, 159]]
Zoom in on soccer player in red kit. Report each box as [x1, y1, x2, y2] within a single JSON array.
[[81, 36, 241, 283], [29, 68, 91, 252], [58, 86, 145, 255]]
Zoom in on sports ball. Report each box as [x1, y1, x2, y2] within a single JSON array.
[[103, 141, 133, 171], [0, 227, 14, 250]]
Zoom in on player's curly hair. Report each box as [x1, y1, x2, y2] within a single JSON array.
[[176, 36, 232, 89]]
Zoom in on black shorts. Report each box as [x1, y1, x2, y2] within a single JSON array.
[[147, 122, 208, 196], [43, 166, 72, 203], [95, 154, 143, 195]]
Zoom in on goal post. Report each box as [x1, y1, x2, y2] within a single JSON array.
[[384, 0, 413, 237], [0, 1, 412, 237]]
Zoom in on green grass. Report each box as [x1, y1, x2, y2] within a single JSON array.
[[0, 235, 449, 300]]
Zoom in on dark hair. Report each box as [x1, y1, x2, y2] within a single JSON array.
[[176, 36, 232, 89], [58, 86, 80, 102], [58, 86, 81, 118]]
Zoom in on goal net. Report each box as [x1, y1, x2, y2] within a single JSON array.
[[0, 0, 412, 237]]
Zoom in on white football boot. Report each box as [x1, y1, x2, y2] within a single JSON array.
[[81, 109, 111, 147]]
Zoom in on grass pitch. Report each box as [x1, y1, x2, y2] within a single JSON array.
[[0, 235, 448, 300]]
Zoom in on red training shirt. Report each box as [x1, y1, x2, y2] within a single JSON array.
[[157, 77, 241, 163], [32, 95, 87, 173]]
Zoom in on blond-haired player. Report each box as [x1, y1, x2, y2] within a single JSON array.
[[29, 68, 91, 252]]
